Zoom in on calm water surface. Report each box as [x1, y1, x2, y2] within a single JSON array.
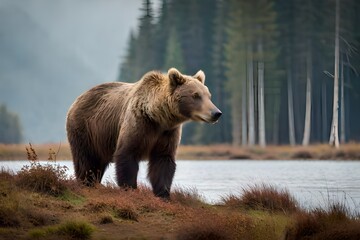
[[1, 160, 360, 211]]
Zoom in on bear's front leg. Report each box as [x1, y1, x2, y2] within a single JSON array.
[[148, 155, 176, 199], [148, 128, 180, 199], [114, 145, 140, 189]]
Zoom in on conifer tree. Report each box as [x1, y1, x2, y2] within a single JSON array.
[[0, 104, 22, 143]]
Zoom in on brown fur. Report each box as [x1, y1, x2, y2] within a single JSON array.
[[66, 68, 221, 198]]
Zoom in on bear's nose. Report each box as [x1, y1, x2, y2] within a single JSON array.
[[211, 109, 222, 121]]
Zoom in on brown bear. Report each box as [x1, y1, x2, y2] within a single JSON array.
[[66, 68, 222, 198]]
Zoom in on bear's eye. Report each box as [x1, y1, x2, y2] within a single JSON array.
[[193, 93, 201, 100]]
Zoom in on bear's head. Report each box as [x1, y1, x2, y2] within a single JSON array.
[[168, 68, 222, 124]]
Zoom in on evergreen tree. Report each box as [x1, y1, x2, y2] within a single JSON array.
[[119, 31, 138, 82], [117, 0, 360, 146], [135, 0, 157, 77], [211, 0, 232, 143], [0, 104, 22, 143], [154, 0, 172, 71], [163, 28, 185, 72], [224, 0, 247, 146]]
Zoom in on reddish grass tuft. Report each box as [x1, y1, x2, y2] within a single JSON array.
[[99, 215, 113, 224], [113, 206, 139, 221], [285, 202, 360, 240], [172, 187, 205, 206], [222, 184, 299, 213], [176, 211, 252, 240]]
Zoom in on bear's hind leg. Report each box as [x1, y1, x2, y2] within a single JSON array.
[[70, 139, 108, 186], [74, 152, 108, 186], [84, 161, 108, 185]]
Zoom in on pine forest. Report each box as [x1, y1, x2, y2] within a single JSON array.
[[119, 0, 360, 147]]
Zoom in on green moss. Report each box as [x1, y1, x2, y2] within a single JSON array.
[[28, 221, 95, 240], [58, 189, 85, 206], [247, 211, 292, 240], [57, 221, 95, 239]]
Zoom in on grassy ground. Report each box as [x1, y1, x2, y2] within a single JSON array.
[[0, 160, 359, 240], [1, 142, 360, 160]]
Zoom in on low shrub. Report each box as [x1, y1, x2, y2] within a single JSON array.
[[16, 144, 69, 196], [16, 160, 68, 196]]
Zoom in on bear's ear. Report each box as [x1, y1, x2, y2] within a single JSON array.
[[193, 70, 205, 84], [168, 68, 186, 87]]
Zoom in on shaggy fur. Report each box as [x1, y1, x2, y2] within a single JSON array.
[[66, 68, 221, 198]]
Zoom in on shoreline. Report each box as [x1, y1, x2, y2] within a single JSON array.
[[1, 143, 360, 161], [0, 164, 359, 239]]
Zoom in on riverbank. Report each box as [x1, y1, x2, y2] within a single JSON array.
[[0, 163, 359, 240], [1, 143, 360, 160]]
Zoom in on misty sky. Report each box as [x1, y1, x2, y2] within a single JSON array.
[[11, 0, 141, 81], [0, 0, 160, 143]]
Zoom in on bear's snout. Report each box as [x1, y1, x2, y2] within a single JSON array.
[[211, 109, 222, 122]]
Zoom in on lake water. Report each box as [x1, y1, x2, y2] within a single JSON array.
[[1, 160, 360, 212]]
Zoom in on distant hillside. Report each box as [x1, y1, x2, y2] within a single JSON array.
[[0, 3, 101, 142]]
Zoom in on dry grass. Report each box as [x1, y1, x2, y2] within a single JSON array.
[[16, 144, 69, 196], [285, 202, 360, 239], [16, 161, 69, 196], [0, 162, 357, 239], [171, 186, 205, 207], [222, 184, 299, 213], [28, 220, 95, 240], [0, 142, 72, 160], [176, 211, 253, 240], [0, 143, 359, 239], [0, 168, 58, 229]]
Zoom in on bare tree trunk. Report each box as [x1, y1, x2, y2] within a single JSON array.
[[287, 67, 296, 146], [340, 54, 345, 143], [272, 98, 280, 144], [322, 79, 327, 142], [248, 45, 255, 146], [302, 43, 312, 146], [242, 77, 248, 145], [257, 40, 266, 147], [329, 0, 340, 148], [231, 98, 241, 146]]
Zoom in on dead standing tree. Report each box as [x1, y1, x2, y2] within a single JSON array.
[[329, 0, 340, 148]]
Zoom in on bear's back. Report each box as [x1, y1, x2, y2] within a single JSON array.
[[66, 81, 134, 160], [68, 82, 132, 119]]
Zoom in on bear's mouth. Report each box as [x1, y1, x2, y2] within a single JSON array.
[[192, 115, 218, 124]]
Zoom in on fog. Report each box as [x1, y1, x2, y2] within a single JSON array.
[[0, 0, 145, 142]]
